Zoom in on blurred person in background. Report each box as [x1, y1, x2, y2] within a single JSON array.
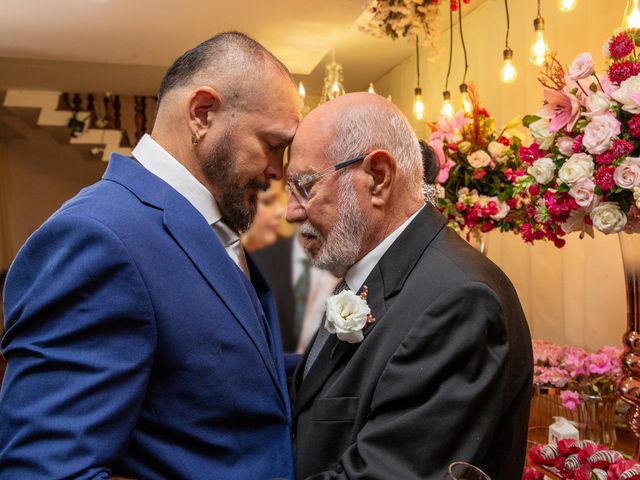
[[242, 179, 285, 253]]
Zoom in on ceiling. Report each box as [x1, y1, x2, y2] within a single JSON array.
[[0, 0, 488, 98]]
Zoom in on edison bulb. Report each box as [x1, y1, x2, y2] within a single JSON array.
[[459, 84, 472, 114], [413, 87, 425, 121], [500, 49, 518, 83], [529, 17, 549, 66], [558, 0, 577, 12], [623, 0, 640, 29], [440, 91, 454, 117]]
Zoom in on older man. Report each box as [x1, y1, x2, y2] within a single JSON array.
[[0, 32, 299, 479], [286, 93, 532, 480]]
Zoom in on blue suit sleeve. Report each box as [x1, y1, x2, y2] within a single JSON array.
[[0, 213, 157, 479]]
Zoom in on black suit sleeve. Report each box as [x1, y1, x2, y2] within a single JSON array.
[[306, 282, 510, 480]]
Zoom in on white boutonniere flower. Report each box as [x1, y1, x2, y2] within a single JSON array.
[[325, 286, 375, 356]]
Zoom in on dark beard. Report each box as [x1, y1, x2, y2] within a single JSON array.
[[203, 130, 269, 233]]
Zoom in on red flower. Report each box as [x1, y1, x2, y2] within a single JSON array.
[[611, 139, 634, 158], [474, 169, 487, 180], [519, 144, 544, 165], [529, 185, 540, 196], [498, 135, 510, 146], [609, 61, 636, 84], [610, 33, 635, 59], [596, 152, 614, 165], [455, 202, 466, 212], [506, 197, 519, 208], [628, 115, 640, 138], [594, 165, 616, 191], [480, 222, 494, 233], [573, 134, 584, 153]]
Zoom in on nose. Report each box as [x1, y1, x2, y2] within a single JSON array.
[[265, 154, 285, 181], [285, 193, 306, 224]]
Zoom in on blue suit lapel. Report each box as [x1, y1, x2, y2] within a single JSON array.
[[103, 154, 288, 411]]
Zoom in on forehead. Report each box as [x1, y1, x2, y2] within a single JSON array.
[[287, 114, 333, 176]]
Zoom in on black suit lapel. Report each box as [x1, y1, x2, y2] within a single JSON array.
[[293, 205, 447, 416]]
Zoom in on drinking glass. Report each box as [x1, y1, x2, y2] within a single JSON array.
[[443, 461, 491, 480]]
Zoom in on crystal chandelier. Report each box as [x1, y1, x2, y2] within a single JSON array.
[[319, 51, 346, 104]]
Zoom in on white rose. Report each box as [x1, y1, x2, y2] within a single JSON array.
[[557, 136, 575, 156], [529, 118, 556, 150], [582, 114, 621, 154], [325, 289, 371, 343], [528, 157, 557, 185], [558, 153, 594, 186], [614, 157, 640, 189], [611, 75, 640, 114], [590, 202, 628, 234], [568, 177, 600, 210], [568, 52, 594, 81], [467, 150, 491, 169], [584, 91, 612, 119], [488, 141, 508, 160], [489, 198, 511, 221]]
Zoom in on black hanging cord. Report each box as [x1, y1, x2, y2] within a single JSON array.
[[537, 0, 541, 17], [445, 7, 453, 90], [504, 0, 510, 49], [458, 1, 469, 84], [415, 35, 421, 85]]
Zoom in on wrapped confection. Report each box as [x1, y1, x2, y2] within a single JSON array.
[[588, 450, 624, 469], [620, 468, 640, 480], [530, 443, 561, 466], [574, 464, 594, 480], [577, 442, 604, 464], [564, 453, 583, 473], [608, 460, 640, 480]]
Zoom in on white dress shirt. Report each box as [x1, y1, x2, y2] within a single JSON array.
[[345, 204, 426, 292], [293, 235, 339, 353], [131, 134, 247, 274]]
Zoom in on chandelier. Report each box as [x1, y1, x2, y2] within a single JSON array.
[[319, 51, 346, 104]]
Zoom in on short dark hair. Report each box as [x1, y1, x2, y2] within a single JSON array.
[[419, 140, 439, 184], [157, 31, 292, 105]]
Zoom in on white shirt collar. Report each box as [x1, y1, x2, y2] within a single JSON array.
[[131, 134, 222, 226], [345, 204, 425, 292]]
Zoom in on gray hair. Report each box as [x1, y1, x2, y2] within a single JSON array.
[[324, 102, 423, 195]]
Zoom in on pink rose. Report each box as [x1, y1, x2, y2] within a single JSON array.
[[561, 390, 581, 411], [583, 114, 622, 154], [557, 136, 576, 156], [614, 157, 640, 189], [569, 52, 594, 81], [569, 177, 601, 210]]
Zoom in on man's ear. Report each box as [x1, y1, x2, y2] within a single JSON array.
[[362, 150, 396, 207], [187, 86, 222, 137]]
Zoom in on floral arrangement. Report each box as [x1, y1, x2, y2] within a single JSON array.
[[514, 31, 640, 246], [359, 1, 471, 55], [427, 84, 527, 238], [525, 438, 640, 479], [533, 339, 622, 410]]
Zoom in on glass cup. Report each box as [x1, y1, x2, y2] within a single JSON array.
[[443, 462, 491, 480]]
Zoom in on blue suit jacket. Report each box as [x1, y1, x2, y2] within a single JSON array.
[[0, 154, 293, 479]]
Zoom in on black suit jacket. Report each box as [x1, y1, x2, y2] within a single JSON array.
[[292, 205, 533, 480], [252, 237, 297, 352]]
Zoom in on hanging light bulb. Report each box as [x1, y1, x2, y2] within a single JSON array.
[[413, 87, 425, 121], [529, 16, 549, 66], [440, 91, 454, 117], [367, 82, 376, 94], [298, 81, 306, 109], [499, 48, 518, 83], [558, 0, 577, 12], [459, 83, 472, 114], [622, 0, 640, 29]]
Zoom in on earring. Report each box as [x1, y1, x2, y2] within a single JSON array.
[[191, 130, 200, 145]]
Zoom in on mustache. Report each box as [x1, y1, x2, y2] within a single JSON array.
[[299, 221, 324, 241], [247, 178, 270, 192]]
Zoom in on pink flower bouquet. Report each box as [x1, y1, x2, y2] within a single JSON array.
[[514, 32, 640, 245], [427, 85, 527, 238]]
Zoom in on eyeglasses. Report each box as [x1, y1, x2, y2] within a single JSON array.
[[286, 154, 367, 205]]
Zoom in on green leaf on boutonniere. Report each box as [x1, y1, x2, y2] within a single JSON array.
[[330, 340, 340, 359]]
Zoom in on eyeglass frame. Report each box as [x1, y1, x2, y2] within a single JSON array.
[[286, 153, 368, 205]]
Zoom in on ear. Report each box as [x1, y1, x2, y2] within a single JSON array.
[[362, 150, 396, 208], [187, 86, 222, 137]]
